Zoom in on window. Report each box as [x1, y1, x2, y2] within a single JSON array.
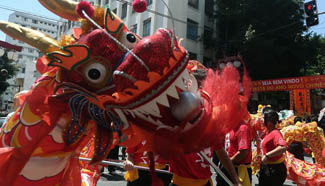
[[32, 19, 38, 24], [16, 15, 19, 18], [98, 0, 102, 6], [147, 0, 152, 6], [121, 3, 127, 19], [113, 8, 117, 14], [105, 0, 109, 5], [186, 19, 198, 41], [143, 18, 151, 37], [189, 52, 197, 60], [23, 17, 28, 21], [188, 0, 199, 9], [28, 48, 34, 53], [130, 24, 137, 34], [22, 67, 25, 73]]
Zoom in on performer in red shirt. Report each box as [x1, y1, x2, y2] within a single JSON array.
[[217, 120, 252, 186], [258, 109, 287, 186], [168, 141, 242, 186], [123, 140, 172, 186]]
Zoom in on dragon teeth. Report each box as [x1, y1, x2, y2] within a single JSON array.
[[166, 84, 179, 99], [155, 91, 170, 108]]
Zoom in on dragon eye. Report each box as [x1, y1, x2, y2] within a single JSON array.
[[84, 63, 107, 84], [121, 32, 139, 49], [126, 33, 137, 43], [88, 68, 101, 80]]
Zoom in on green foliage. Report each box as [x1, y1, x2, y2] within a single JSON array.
[[207, 0, 324, 80], [0, 53, 17, 95]]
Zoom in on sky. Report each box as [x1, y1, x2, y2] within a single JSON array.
[[0, 0, 325, 41], [0, 0, 59, 41]]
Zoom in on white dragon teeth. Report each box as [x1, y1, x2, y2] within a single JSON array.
[[146, 116, 156, 124], [183, 122, 194, 132], [156, 91, 170, 108], [156, 120, 165, 126], [140, 100, 162, 118], [122, 69, 201, 130], [166, 84, 179, 99]]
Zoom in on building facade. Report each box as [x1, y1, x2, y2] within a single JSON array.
[[59, 0, 216, 65], [2, 12, 59, 112]]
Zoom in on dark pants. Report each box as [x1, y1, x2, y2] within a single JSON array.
[[288, 142, 304, 160], [216, 164, 252, 186], [107, 146, 120, 172], [127, 169, 172, 186], [168, 179, 212, 186], [258, 162, 287, 186]]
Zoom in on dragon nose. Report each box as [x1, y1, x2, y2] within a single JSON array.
[[170, 91, 202, 122]]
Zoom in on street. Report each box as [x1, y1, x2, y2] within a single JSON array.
[[96, 167, 296, 186]]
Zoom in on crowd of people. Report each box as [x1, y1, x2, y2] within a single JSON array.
[[113, 107, 290, 186]]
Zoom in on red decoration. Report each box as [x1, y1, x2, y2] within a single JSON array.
[[132, 0, 147, 13], [76, 1, 95, 18]]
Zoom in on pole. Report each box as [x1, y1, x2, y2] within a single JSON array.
[[79, 157, 172, 175], [199, 152, 234, 186]]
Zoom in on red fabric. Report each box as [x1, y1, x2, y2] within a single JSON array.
[[36, 56, 52, 74], [169, 148, 213, 179], [262, 129, 286, 161], [114, 28, 173, 92], [0, 40, 22, 51], [126, 141, 167, 165], [132, 0, 147, 13], [148, 152, 164, 186], [197, 67, 249, 150], [225, 121, 252, 164], [76, 1, 94, 18]]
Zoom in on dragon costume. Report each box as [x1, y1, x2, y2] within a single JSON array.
[[250, 106, 325, 186], [0, 0, 250, 185]]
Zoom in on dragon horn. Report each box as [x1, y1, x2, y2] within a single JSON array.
[[0, 21, 59, 53], [38, 0, 79, 21]]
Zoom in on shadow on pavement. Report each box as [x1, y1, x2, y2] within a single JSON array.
[[101, 172, 125, 181]]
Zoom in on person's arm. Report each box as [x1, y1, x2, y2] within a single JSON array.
[[230, 149, 248, 164], [124, 153, 135, 171], [262, 145, 286, 163], [216, 148, 242, 186]]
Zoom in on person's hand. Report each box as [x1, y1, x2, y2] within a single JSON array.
[[261, 155, 268, 164], [123, 160, 135, 171]]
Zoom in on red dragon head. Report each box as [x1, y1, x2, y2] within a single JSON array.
[[0, 0, 250, 160], [88, 27, 251, 157]]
